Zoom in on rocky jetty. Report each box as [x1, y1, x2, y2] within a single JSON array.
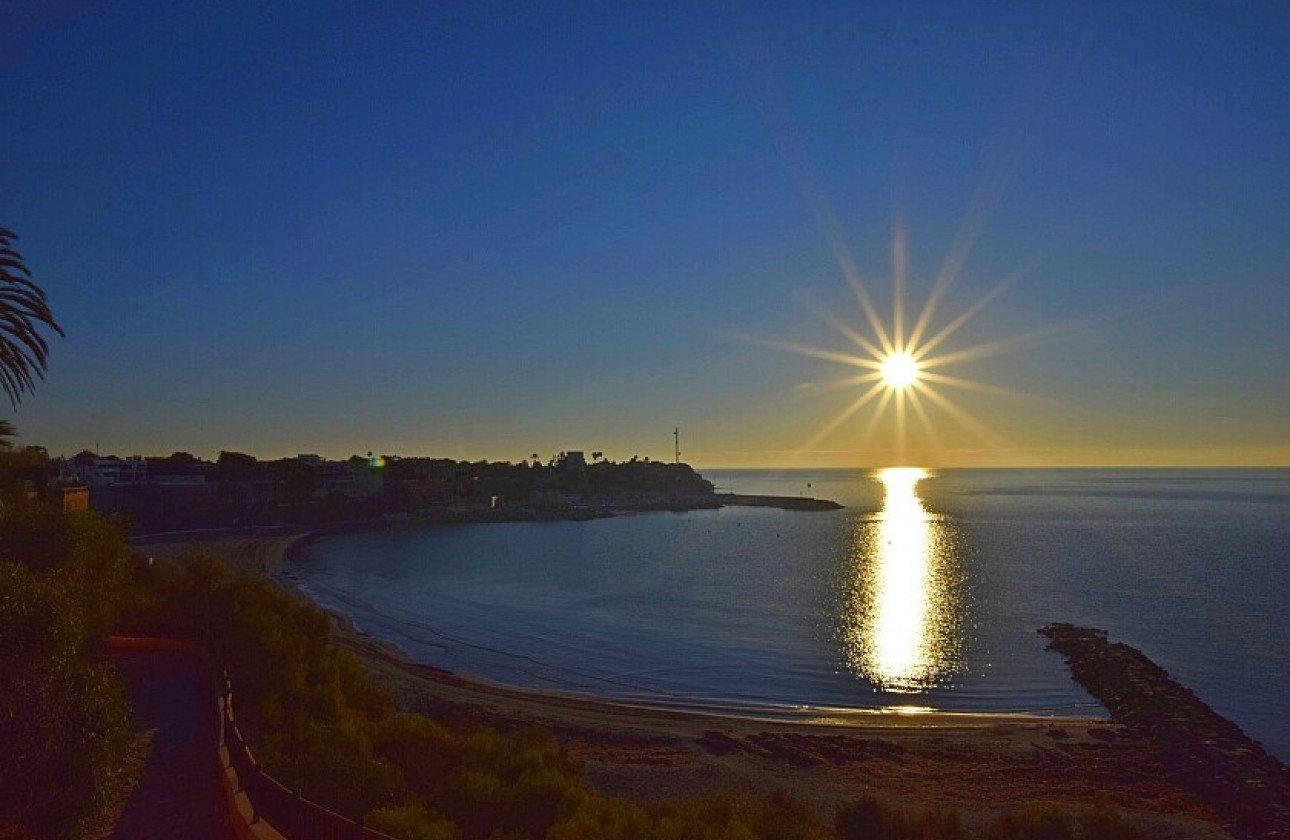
[[715, 493, 843, 511], [1040, 622, 1289, 840]]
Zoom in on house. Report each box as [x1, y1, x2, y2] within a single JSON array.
[[63, 451, 148, 485]]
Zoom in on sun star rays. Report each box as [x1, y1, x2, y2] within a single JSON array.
[[763, 225, 1054, 465]]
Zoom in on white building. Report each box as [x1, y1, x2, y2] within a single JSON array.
[[64, 453, 149, 486]]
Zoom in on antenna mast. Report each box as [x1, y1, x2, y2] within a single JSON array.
[[674, 427, 680, 464]]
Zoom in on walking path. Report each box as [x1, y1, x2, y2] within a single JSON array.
[[107, 646, 227, 839]]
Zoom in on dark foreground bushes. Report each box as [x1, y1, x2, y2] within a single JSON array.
[[835, 798, 1145, 840], [0, 506, 133, 838]]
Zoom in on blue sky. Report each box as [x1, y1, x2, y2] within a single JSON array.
[[4, 2, 1288, 466]]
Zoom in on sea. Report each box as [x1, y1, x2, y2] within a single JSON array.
[[288, 468, 1290, 761]]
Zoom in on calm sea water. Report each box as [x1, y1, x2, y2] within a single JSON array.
[[291, 468, 1290, 760]]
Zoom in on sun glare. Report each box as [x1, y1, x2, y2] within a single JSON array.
[[750, 216, 1045, 464], [880, 353, 919, 390]]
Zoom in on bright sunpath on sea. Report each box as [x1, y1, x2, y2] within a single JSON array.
[[839, 468, 962, 692]]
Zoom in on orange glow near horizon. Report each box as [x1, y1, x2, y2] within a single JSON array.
[[754, 218, 1048, 466]]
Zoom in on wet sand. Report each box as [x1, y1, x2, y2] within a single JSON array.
[[137, 530, 1235, 839]]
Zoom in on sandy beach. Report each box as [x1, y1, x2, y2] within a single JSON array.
[[137, 530, 1234, 839]]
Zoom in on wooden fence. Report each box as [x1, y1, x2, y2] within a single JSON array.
[[107, 636, 398, 840]]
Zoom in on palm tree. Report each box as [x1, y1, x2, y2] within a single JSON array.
[[0, 228, 64, 408]]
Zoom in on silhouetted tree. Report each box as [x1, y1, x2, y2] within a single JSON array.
[[214, 450, 260, 480], [0, 228, 64, 408]]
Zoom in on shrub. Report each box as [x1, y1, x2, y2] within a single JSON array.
[[545, 792, 652, 840], [368, 799, 459, 840], [0, 508, 132, 838], [836, 795, 909, 840], [436, 769, 513, 839], [743, 792, 833, 840], [836, 796, 971, 840], [980, 805, 1075, 840], [1075, 805, 1144, 840], [261, 718, 403, 819], [376, 713, 464, 799]]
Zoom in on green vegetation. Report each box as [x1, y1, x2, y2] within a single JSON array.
[[0, 504, 132, 838], [976, 803, 1145, 840], [833, 797, 1144, 840]]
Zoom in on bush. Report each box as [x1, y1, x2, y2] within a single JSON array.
[[836, 795, 908, 840], [437, 769, 514, 839], [546, 793, 652, 840], [262, 718, 403, 819], [376, 713, 464, 799], [1075, 806, 1144, 840], [367, 799, 459, 840], [0, 508, 132, 838], [651, 797, 759, 840], [836, 796, 968, 840], [980, 805, 1075, 840]]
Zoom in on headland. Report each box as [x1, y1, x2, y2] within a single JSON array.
[[93, 449, 842, 534]]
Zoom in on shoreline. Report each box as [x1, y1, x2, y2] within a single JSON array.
[[141, 526, 1097, 731], [126, 491, 844, 539], [135, 530, 1236, 837], [279, 530, 1081, 729]]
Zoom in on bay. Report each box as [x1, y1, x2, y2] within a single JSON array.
[[290, 468, 1290, 760]]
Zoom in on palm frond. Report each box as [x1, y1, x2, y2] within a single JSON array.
[[0, 229, 64, 408]]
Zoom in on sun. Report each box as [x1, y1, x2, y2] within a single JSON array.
[[744, 218, 1045, 464], [880, 352, 919, 390]]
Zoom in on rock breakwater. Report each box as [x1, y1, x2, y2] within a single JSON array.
[[1040, 622, 1289, 840]]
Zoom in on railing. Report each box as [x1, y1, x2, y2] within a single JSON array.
[[107, 636, 397, 840], [219, 679, 398, 840]]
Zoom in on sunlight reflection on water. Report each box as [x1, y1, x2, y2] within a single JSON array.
[[841, 467, 963, 692]]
